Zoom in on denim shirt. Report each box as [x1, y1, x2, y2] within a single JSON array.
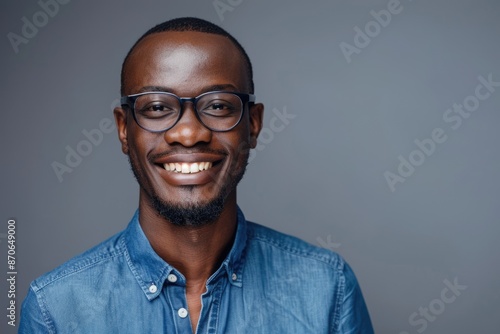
[[20, 208, 374, 333]]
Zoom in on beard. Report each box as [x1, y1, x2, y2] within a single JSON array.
[[127, 152, 248, 227], [150, 187, 225, 227]]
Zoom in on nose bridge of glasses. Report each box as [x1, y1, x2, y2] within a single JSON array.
[[179, 97, 198, 113], [174, 97, 208, 130]]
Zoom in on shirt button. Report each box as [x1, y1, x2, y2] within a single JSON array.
[[231, 273, 238, 281], [167, 274, 178, 283], [178, 308, 188, 318], [149, 284, 157, 293]]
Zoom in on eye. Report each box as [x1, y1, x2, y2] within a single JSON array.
[[208, 103, 226, 110], [137, 103, 177, 119], [201, 101, 236, 117], [151, 105, 167, 111]]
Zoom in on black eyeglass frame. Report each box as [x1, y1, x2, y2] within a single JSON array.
[[120, 90, 256, 133]]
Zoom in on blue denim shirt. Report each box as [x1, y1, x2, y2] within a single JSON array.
[[20, 208, 373, 333]]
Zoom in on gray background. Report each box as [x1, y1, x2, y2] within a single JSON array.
[[1, 0, 499, 333]]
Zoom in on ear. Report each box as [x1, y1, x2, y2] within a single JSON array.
[[113, 106, 129, 154], [248, 103, 264, 148]]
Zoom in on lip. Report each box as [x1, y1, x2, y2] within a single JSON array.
[[154, 153, 225, 164], [154, 153, 225, 186]]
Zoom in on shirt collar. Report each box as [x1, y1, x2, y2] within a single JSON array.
[[217, 206, 247, 288], [121, 207, 248, 301]]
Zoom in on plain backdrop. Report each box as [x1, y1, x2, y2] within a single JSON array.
[[1, 0, 500, 333]]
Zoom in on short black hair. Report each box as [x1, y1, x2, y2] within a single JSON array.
[[120, 17, 254, 95]]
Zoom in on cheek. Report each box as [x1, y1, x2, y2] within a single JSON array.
[[126, 132, 142, 161], [235, 123, 253, 157], [235, 139, 251, 161], [229, 133, 252, 168], [126, 128, 157, 163]]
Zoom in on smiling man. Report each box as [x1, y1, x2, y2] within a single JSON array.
[[20, 17, 374, 333]]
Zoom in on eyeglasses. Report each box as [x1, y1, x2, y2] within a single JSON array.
[[120, 90, 256, 132]]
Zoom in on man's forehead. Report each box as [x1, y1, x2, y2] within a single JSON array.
[[129, 31, 240, 63], [123, 30, 248, 94]]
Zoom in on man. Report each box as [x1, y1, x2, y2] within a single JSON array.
[[20, 17, 374, 333]]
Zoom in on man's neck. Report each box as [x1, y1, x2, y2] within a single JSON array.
[[138, 195, 238, 284]]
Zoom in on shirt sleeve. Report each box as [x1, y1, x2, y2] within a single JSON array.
[[336, 261, 374, 334], [19, 286, 52, 334]]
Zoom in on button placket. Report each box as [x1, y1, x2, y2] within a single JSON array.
[[164, 275, 191, 332]]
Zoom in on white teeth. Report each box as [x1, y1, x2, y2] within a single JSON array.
[[190, 163, 199, 173], [163, 162, 214, 173]]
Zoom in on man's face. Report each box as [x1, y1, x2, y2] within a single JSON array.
[[115, 31, 263, 226]]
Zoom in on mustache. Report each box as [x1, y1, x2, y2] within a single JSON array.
[[148, 147, 228, 162]]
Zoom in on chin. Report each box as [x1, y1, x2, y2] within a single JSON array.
[[151, 193, 225, 227]]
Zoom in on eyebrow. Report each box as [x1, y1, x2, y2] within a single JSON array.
[[136, 84, 240, 95]]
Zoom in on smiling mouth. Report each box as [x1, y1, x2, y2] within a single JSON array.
[[163, 162, 215, 174]]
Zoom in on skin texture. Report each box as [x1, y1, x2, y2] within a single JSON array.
[[113, 31, 263, 332]]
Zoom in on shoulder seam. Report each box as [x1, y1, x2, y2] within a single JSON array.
[[330, 261, 346, 333], [29, 284, 56, 334], [32, 249, 125, 292]]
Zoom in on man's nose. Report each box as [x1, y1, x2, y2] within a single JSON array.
[[164, 103, 212, 147]]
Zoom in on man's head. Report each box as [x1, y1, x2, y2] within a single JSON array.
[[120, 17, 255, 95], [114, 17, 263, 227]]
